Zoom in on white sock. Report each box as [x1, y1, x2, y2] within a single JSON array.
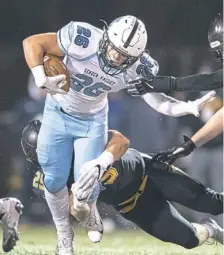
[[192, 223, 213, 245], [203, 224, 214, 238], [45, 186, 73, 239]]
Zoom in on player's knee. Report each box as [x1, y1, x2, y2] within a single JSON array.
[[44, 174, 67, 193]]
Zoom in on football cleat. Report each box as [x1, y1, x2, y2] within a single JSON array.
[[55, 233, 74, 255], [200, 217, 223, 245], [1, 198, 23, 252], [83, 203, 103, 243]]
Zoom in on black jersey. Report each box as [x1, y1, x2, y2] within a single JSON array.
[[99, 148, 147, 206]]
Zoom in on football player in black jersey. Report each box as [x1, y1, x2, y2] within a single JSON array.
[[126, 13, 224, 162], [21, 120, 223, 249], [127, 13, 223, 95]]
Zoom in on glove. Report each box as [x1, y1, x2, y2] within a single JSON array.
[[71, 170, 98, 204], [185, 91, 216, 117], [151, 135, 197, 163], [72, 161, 104, 204], [72, 152, 114, 203], [31, 65, 67, 95], [72, 151, 114, 203], [77, 151, 114, 186], [70, 161, 99, 222], [127, 76, 178, 96], [126, 78, 154, 96], [70, 184, 91, 222]]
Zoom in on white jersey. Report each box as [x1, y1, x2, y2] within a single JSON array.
[[54, 21, 159, 115]]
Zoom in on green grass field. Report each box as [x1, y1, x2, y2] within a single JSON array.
[[0, 225, 223, 255]]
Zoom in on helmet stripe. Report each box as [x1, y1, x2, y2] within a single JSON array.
[[123, 18, 139, 48]]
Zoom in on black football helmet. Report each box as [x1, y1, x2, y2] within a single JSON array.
[[21, 120, 41, 165], [208, 13, 223, 61]]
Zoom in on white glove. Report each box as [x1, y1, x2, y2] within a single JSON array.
[[78, 152, 114, 184], [71, 178, 96, 205], [70, 184, 91, 222], [73, 152, 114, 203], [74, 161, 101, 203], [186, 91, 216, 117], [31, 65, 67, 95]]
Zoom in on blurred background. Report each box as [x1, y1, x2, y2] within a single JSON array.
[[0, 0, 223, 234]]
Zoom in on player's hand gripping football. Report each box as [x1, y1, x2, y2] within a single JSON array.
[[151, 135, 197, 164], [31, 65, 67, 95]]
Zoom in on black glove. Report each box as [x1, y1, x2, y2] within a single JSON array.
[[126, 76, 177, 96], [126, 78, 154, 96], [151, 135, 197, 163]]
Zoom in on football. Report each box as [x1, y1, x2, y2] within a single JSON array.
[[43, 54, 70, 92]]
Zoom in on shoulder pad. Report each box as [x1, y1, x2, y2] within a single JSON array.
[[126, 52, 159, 81], [57, 21, 103, 59]]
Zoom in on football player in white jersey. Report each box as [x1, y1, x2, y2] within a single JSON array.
[[23, 15, 215, 254]]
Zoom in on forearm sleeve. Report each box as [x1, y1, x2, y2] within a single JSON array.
[[152, 69, 223, 93], [175, 69, 223, 91]]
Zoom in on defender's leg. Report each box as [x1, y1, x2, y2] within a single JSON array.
[[149, 160, 223, 215], [124, 185, 222, 248]]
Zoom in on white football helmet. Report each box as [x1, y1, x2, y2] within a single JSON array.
[[97, 15, 148, 76]]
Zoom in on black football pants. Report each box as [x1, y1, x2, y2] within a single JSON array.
[[122, 157, 223, 249]]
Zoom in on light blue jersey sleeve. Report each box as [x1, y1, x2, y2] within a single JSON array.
[[57, 21, 102, 59], [57, 21, 75, 54]]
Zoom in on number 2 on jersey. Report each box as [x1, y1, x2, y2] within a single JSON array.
[[74, 25, 91, 48], [136, 56, 155, 79]]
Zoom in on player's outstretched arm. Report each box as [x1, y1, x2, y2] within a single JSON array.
[[148, 70, 223, 93], [152, 107, 223, 162], [174, 69, 223, 92], [141, 91, 216, 117], [127, 69, 223, 95], [78, 130, 130, 182], [191, 106, 223, 147], [71, 130, 130, 204], [102, 129, 130, 162]]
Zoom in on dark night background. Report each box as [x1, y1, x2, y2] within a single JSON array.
[[0, 0, 222, 227], [0, 0, 222, 109]]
